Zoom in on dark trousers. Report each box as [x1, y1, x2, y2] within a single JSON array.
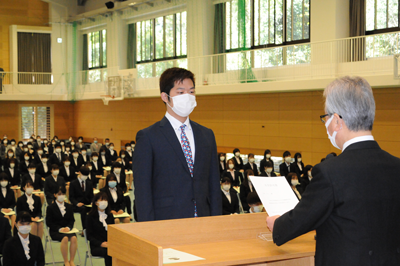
[[91, 246, 112, 266], [124, 195, 132, 215], [73, 205, 90, 229]]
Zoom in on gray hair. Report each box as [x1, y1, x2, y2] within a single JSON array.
[[324, 76, 375, 131]]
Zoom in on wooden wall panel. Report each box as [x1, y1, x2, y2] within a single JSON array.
[[72, 88, 400, 166]]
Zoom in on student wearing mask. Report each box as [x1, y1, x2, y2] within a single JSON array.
[[247, 192, 265, 213], [59, 140, 66, 153], [75, 136, 85, 152], [130, 141, 136, 151], [101, 138, 111, 156], [79, 147, 90, 166], [86, 192, 114, 266], [37, 154, 51, 178], [260, 149, 274, 172], [34, 147, 45, 165], [91, 152, 102, 189], [2, 211, 45, 266], [42, 139, 52, 155], [279, 151, 295, 184], [260, 161, 277, 177], [64, 143, 72, 158], [293, 152, 305, 178], [46, 186, 78, 266], [123, 143, 133, 169], [16, 180, 43, 239], [70, 150, 81, 169], [300, 165, 313, 191], [108, 142, 118, 163], [69, 166, 94, 233], [49, 144, 64, 167], [70, 140, 76, 152], [99, 147, 111, 167], [21, 163, 44, 204], [60, 157, 76, 184], [20, 152, 32, 175], [220, 176, 239, 215], [111, 162, 131, 217], [4, 148, 17, 167], [218, 152, 226, 177], [0, 138, 8, 160], [243, 153, 259, 176], [0, 173, 16, 229], [33, 135, 43, 150], [287, 172, 302, 200], [44, 165, 66, 204], [16, 141, 24, 160], [100, 174, 129, 224], [6, 139, 17, 154], [240, 169, 255, 212], [90, 137, 102, 154], [222, 159, 243, 187], [84, 162, 96, 189], [4, 158, 21, 197], [119, 151, 129, 171], [230, 148, 244, 172]]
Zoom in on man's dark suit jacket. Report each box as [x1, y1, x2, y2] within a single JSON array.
[[69, 178, 94, 209], [133, 116, 221, 221], [2, 233, 44, 266], [273, 141, 400, 266], [0, 213, 11, 255]]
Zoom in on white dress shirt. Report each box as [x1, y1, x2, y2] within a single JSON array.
[[222, 188, 231, 203], [26, 193, 35, 212], [101, 155, 107, 165], [165, 112, 196, 162], [109, 187, 118, 202], [56, 200, 66, 217], [1, 187, 7, 198], [65, 166, 70, 177], [30, 173, 35, 183], [42, 162, 48, 173], [17, 233, 30, 260], [9, 168, 14, 177], [342, 135, 374, 152], [98, 210, 108, 231]]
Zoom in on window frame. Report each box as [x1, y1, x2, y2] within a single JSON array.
[[18, 104, 54, 141], [365, 0, 400, 35], [88, 28, 107, 70]]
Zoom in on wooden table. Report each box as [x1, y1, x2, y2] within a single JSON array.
[[108, 213, 315, 266]]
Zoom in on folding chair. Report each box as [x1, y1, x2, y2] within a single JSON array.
[[83, 229, 103, 266]]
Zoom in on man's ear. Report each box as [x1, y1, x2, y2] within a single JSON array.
[[333, 113, 342, 131], [160, 92, 168, 103]]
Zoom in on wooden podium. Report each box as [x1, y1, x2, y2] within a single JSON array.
[[108, 213, 315, 266]]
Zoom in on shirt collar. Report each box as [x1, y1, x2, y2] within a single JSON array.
[[165, 112, 191, 131], [342, 135, 374, 151], [18, 232, 29, 242], [221, 188, 230, 195], [56, 200, 64, 208]]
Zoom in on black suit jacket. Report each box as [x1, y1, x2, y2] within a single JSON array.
[[4, 167, 21, 186], [293, 161, 305, 178], [222, 170, 243, 187], [218, 160, 226, 177], [279, 162, 296, 184], [36, 161, 51, 178], [2, 233, 45, 266], [0, 187, 16, 210], [273, 141, 400, 266], [59, 165, 76, 182], [243, 162, 259, 176], [86, 210, 115, 250], [69, 178, 94, 208], [46, 202, 75, 234], [0, 213, 11, 254], [108, 149, 118, 162], [260, 158, 274, 173], [111, 170, 127, 193], [221, 188, 239, 215], [44, 175, 66, 203], [21, 173, 43, 192], [100, 187, 125, 212], [260, 170, 277, 177], [48, 152, 63, 167], [16, 194, 42, 218], [133, 116, 222, 221], [230, 156, 244, 171], [69, 156, 81, 169]]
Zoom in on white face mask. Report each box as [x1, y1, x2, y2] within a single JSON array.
[[266, 154, 271, 159], [8, 153, 13, 157], [10, 163, 15, 168], [82, 151, 87, 155], [253, 205, 264, 213], [220, 156, 225, 161], [79, 139, 83, 143], [121, 154, 126, 158], [297, 158, 302, 162], [28, 169, 36, 174], [71, 142, 75, 145], [64, 161, 70, 166], [92, 157, 98, 161], [57, 195, 65, 202], [126, 147, 132, 151], [42, 159, 48, 163], [266, 168, 273, 173], [73, 153, 79, 158], [18, 225, 31, 234], [291, 180, 299, 186], [222, 184, 230, 191], [249, 158, 255, 163], [11, 141, 15, 145], [52, 170, 59, 176], [167, 94, 197, 117], [98, 200, 108, 210], [88, 166, 93, 170], [80, 175, 88, 181], [24, 156, 30, 161], [325, 115, 340, 150], [235, 152, 240, 157], [229, 164, 234, 169], [25, 187, 34, 194], [56, 148, 61, 153], [110, 146, 114, 150], [38, 150, 43, 155], [285, 157, 292, 163], [114, 168, 121, 174], [0, 181, 8, 187]]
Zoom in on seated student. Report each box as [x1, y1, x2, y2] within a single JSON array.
[[293, 152, 305, 178], [4, 158, 21, 198], [0, 211, 12, 261], [259, 149, 274, 172], [4, 148, 17, 168], [111, 162, 131, 216], [243, 153, 259, 176], [91, 152, 103, 189], [33, 147, 45, 165], [42, 139, 52, 155], [44, 165, 66, 204], [75, 136, 85, 152], [21, 163, 45, 204], [123, 143, 133, 169], [247, 192, 265, 213], [222, 159, 243, 187], [70, 140, 76, 152], [84, 162, 96, 190], [3, 211, 45, 266], [130, 141, 136, 152], [36, 154, 51, 178], [86, 192, 114, 266], [108, 143, 118, 163], [49, 144, 63, 167], [115, 156, 132, 190], [69, 166, 94, 233], [119, 151, 129, 171], [279, 151, 295, 184], [59, 140, 66, 153], [28, 147, 36, 161], [64, 143, 72, 159], [287, 172, 303, 200], [90, 137, 101, 154], [0, 173, 16, 230], [239, 169, 255, 213], [99, 147, 111, 167], [60, 157, 76, 199], [46, 186, 78, 266], [218, 153, 226, 177], [79, 147, 90, 166], [100, 174, 130, 224], [16, 180, 43, 239], [20, 152, 32, 175], [70, 149, 81, 169], [230, 148, 244, 172], [221, 176, 239, 215], [260, 161, 277, 177], [300, 165, 313, 192]]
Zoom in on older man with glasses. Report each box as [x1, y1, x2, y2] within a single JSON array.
[[267, 76, 400, 266]]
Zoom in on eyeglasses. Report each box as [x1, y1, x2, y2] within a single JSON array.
[[320, 113, 342, 124]]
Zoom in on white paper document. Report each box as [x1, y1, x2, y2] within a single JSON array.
[[250, 176, 299, 216], [62, 228, 80, 234], [113, 212, 130, 218], [163, 248, 205, 264]]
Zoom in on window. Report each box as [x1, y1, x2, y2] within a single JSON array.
[[88, 29, 107, 69], [366, 0, 399, 34], [136, 11, 187, 77], [20, 105, 53, 140]]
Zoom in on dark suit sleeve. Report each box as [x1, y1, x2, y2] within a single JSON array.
[[86, 215, 103, 248], [33, 235, 45, 266], [2, 238, 13, 266], [0, 216, 11, 253], [133, 130, 155, 221], [67, 205, 75, 229], [208, 130, 222, 216], [273, 164, 335, 246], [46, 205, 61, 232], [69, 181, 78, 206]]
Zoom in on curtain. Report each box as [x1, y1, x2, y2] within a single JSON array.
[[82, 34, 88, 84], [127, 23, 137, 69], [350, 0, 366, 61], [17, 32, 51, 84], [213, 3, 226, 73]]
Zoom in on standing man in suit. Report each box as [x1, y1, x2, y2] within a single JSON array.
[[133, 67, 221, 221], [278, 151, 295, 184], [267, 76, 400, 265]]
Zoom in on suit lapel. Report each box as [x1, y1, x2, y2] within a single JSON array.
[[191, 121, 204, 178], [16, 235, 29, 262], [159, 116, 191, 176]]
